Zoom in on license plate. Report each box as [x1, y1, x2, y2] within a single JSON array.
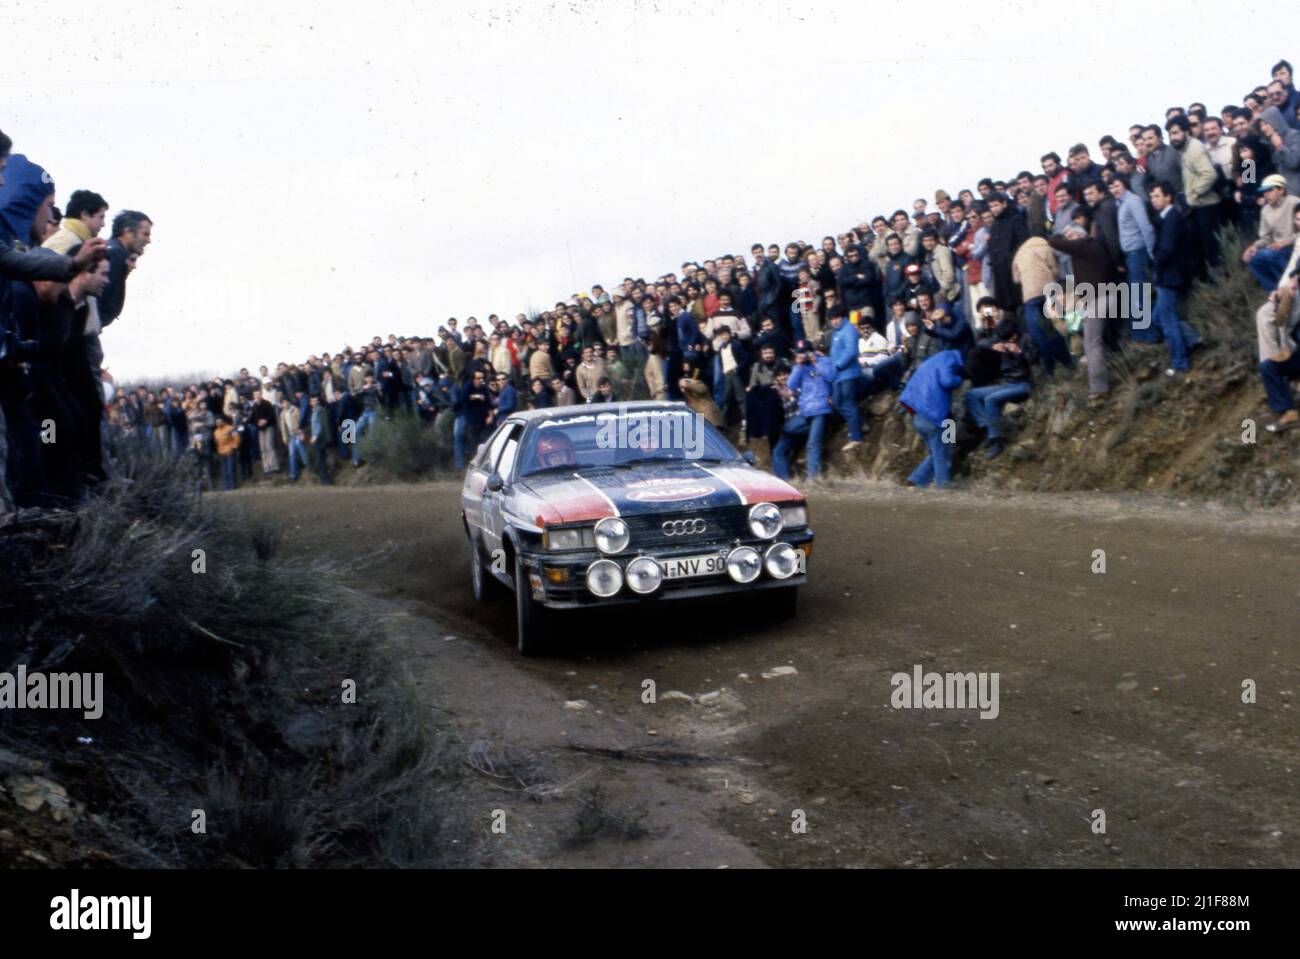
[[661, 553, 727, 580]]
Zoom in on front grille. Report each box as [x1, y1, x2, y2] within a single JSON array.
[[624, 505, 750, 550]]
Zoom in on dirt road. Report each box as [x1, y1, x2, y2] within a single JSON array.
[[236, 481, 1300, 868]]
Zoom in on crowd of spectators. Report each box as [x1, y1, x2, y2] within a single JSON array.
[[5, 59, 1300, 509], [1, 129, 152, 514]]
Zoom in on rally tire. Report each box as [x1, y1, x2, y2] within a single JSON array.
[[467, 529, 499, 604], [514, 554, 549, 656]]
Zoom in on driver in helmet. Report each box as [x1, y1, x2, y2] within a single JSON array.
[[535, 431, 577, 469]]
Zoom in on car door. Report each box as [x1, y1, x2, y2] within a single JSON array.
[[481, 421, 524, 561], [464, 421, 512, 534]]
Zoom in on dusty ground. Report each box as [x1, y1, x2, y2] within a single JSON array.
[[235, 480, 1300, 868]]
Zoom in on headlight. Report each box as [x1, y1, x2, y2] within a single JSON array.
[[747, 502, 783, 540], [764, 543, 800, 579], [544, 526, 593, 551], [586, 559, 623, 597], [594, 517, 630, 554], [779, 504, 808, 528], [625, 557, 663, 594], [725, 546, 762, 583]]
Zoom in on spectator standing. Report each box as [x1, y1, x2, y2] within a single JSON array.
[[214, 414, 240, 491], [1149, 181, 1200, 376]]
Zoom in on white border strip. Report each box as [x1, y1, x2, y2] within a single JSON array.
[[699, 466, 747, 506], [575, 473, 620, 516]]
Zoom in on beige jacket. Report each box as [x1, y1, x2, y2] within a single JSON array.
[[926, 243, 961, 303], [1011, 236, 1061, 302], [528, 349, 554, 382], [575, 359, 606, 400], [1179, 138, 1221, 208], [279, 405, 302, 445]]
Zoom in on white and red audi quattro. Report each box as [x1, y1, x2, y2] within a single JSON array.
[[460, 401, 813, 654]]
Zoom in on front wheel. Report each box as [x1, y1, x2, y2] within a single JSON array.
[[514, 554, 550, 655], [467, 529, 499, 604]]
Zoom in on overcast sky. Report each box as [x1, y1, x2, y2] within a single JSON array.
[[4, 0, 1289, 381]]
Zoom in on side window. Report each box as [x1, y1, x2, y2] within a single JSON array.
[[496, 432, 522, 481], [479, 423, 512, 471]]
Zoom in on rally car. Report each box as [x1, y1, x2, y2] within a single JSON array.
[[460, 401, 813, 654]]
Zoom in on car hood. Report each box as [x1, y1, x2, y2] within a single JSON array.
[[517, 461, 802, 525]]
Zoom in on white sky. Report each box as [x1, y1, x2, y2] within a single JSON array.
[[3, 0, 1289, 381]]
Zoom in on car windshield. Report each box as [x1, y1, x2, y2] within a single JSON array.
[[518, 408, 739, 477]]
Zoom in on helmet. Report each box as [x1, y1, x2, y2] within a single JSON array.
[[535, 431, 576, 469]]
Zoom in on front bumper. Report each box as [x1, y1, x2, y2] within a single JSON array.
[[520, 529, 814, 609]]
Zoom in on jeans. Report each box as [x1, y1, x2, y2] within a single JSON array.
[[863, 354, 906, 395], [287, 436, 307, 480], [832, 375, 865, 441], [220, 453, 238, 491], [1260, 351, 1300, 412], [315, 443, 332, 485], [908, 412, 953, 488], [1189, 203, 1222, 279], [1124, 248, 1159, 342], [790, 311, 806, 346], [1249, 246, 1292, 291], [1023, 297, 1073, 375], [772, 413, 827, 480], [1153, 286, 1192, 371], [454, 416, 485, 470], [964, 382, 1031, 440], [353, 409, 376, 463]]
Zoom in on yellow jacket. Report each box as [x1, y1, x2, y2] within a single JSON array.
[[214, 423, 241, 456]]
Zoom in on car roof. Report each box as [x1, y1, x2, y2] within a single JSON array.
[[508, 401, 690, 426]]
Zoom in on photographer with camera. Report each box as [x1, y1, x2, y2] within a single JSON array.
[[772, 336, 836, 482]]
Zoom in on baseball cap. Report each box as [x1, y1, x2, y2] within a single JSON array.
[[904, 263, 921, 275], [1260, 173, 1288, 192]]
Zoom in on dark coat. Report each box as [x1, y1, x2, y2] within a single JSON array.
[[1047, 233, 1115, 286], [1088, 196, 1124, 271], [836, 258, 881, 313], [988, 206, 1029, 311], [1151, 205, 1189, 291]]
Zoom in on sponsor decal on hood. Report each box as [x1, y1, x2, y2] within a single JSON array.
[[520, 462, 802, 523]]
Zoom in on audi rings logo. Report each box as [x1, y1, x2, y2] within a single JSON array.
[[662, 518, 706, 537]]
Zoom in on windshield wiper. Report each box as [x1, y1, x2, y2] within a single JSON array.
[[613, 456, 686, 467], [521, 465, 579, 477]]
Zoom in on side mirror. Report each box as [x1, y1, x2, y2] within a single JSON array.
[[486, 472, 505, 493], [742, 451, 757, 466]]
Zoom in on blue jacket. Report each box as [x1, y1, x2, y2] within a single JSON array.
[[882, 250, 912, 304], [675, 311, 700, 353], [0, 154, 56, 337], [497, 383, 517, 416], [787, 354, 836, 417], [899, 350, 965, 425], [830, 320, 863, 380], [1151, 205, 1188, 291]]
